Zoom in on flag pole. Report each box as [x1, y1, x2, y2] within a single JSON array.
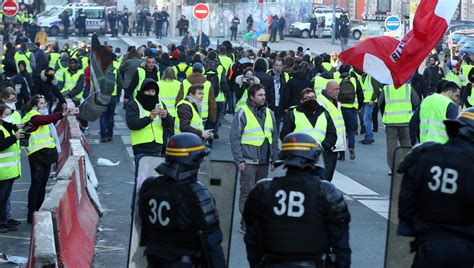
[[450, 30, 453, 61]]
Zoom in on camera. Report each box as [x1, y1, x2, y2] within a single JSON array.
[[19, 122, 33, 147]]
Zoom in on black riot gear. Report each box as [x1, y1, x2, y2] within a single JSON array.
[[445, 107, 474, 141], [156, 133, 210, 180], [277, 133, 325, 169]]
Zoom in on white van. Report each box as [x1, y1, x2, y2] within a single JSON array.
[[37, 3, 115, 36], [288, 12, 342, 38]]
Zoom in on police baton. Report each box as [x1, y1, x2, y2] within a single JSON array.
[[196, 230, 212, 267]]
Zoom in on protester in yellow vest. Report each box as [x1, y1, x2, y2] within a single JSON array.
[[379, 83, 419, 175], [0, 104, 23, 232], [409, 81, 460, 145], [229, 83, 279, 233], [157, 67, 181, 118], [99, 60, 123, 143], [176, 84, 212, 140], [235, 67, 260, 112], [280, 88, 337, 181], [318, 80, 347, 181], [22, 94, 75, 223], [58, 58, 84, 102], [359, 73, 381, 145], [126, 79, 174, 168], [14, 43, 34, 74], [125, 56, 161, 101]]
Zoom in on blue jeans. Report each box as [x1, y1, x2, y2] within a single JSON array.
[[0, 180, 14, 225], [100, 102, 116, 138], [342, 107, 357, 149], [363, 103, 375, 140]]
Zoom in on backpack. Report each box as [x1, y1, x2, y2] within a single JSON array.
[[338, 77, 356, 104], [205, 60, 221, 97], [176, 65, 190, 82]]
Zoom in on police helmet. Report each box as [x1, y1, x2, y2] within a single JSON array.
[[444, 107, 474, 141], [165, 133, 210, 167], [277, 133, 325, 169]]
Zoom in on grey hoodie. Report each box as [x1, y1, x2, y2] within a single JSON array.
[[230, 99, 279, 165]]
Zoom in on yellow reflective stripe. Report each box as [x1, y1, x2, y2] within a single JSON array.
[[420, 129, 446, 137], [27, 141, 56, 153], [384, 111, 412, 115], [460, 111, 474, 120], [29, 132, 52, 141], [166, 145, 205, 152], [281, 146, 311, 151], [282, 142, 317, 147], [0, 160, 20, 168], [420, 119, 445, 128]]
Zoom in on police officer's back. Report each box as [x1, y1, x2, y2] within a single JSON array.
[[138, 133, 226, 268], [398, 107, 474, 267], [243, 133, 351, 268]]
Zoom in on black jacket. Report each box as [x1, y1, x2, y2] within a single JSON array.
[[33, 70, 66, 106], [280, 71, 312, 110], [177, 97, 203, 137], [280, 104, 337, 151], [125, 65, 160, 100], [255, 71, 276, 111]]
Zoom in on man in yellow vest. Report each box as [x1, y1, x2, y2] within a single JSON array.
[[173, 53, 192, 82], [176, 84, 213, 140], [230, 83, 279, 233], [409, 81, 460, 145], [318, 81, 347, 181], [125, 56, 160, 102], [14, 43, 35, 75], [176, 63, 217, 132], [99, 57, 123, 142], [218, 46, 233, 75], [126, 78, 174, 169], [280, 87, 337, 181], [359, 73, 381, 144], [379, 83, 420, 175]]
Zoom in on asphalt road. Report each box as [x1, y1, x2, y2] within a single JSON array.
[[0, 35, 393, 268]]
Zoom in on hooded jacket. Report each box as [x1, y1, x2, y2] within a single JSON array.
[[126, 78, 174, 155], [281, 71, 313, 110], [176, 72, 217, 123], [33, 70, 65, 105]]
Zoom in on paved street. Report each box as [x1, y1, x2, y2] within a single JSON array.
[[0, 34, 391, 268]]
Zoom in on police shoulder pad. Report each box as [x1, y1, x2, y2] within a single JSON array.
[[397, 142, 442, 173]]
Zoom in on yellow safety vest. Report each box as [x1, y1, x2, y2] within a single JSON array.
[[322, 62, 332, 72], [134, 68, 161, 98], [48, 52, 61, 68], [340, 77, 359, 109], [361, 75, 374, 103], [130, 101, 164, 146], [319, 95, 346, 151], [419, 93, 452, 144], [218, 55, 233, 74], [241, 105, 273, 146], [382, 84, 413, 124], [112, 68, 118, 97], [81, 56, 89, 70], [235, 88, 248, 112], [314, 76, 330, 96], [12, 111, 22, 125], [55, 62, 68, 82], [173, 63, 193, 81], [267, 69, 290, 83], [293, 109, 327, 145], [0, 125, 21, 180], [182, 80, 211, 120], [14, 51, 32, 73], [211, 65, 226, 103], [158, 79, 181, 118], [175, 99, 204, 134], [444, 72, 462, 88], [61, 70, 84, 99], [467, 87, 474, 106], [22, 109, 56, 156]]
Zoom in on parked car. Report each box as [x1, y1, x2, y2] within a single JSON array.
[[350, 23, 367, 40], [456, 35, 474, 50], [460, 40, 474, 56]]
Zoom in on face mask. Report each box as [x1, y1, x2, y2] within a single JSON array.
[[2, 115, 13, 123], [302, 99, 318, 112], [39, 108, 49, 115], [6, 102, 16, 110]]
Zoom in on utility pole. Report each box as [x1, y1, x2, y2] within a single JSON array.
[[331, 0, 336, 45]]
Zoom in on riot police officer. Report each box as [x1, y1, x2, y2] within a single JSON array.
[[76, 9, 87, 37], [398, 107, 474, 267], [243, 133, 351, 268], [138, 133, 226, 268]]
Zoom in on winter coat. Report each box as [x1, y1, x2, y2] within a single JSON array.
[[281, 71, 312, 110]]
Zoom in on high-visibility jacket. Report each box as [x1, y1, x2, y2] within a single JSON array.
[[293, 108, 327, 145], [81, 56, 89, 70], [314, 76, 330, 96], [333, 72, 341, 83], [130, 101, 164, 146], [182, 80, 211, 120], [319, 95, 346, 151], [48, 52, 61, 69], [0, 125, 21, 180], [22, 109, 56, 156], [322, 62, 332, 72], [112, 68, 119, 97], [158, 79, 181, 118], [241, 105, 273, 146], [467, 87, 474, 106], [267, 69, 290, 83], [419, 93, 452, 144], [55, 62, 68, 82], [235, 88, 248, 112], [218, 55, 233, 74], [445, 71, 462, 87], [175, 99, 204, 134], [61, 70, 84, 99], [340, 77, 359, 109], [11, 111, 22, 125], [134, 68, 160, 98], [173, 63, 193, 80], [361, 75, 376, 103], [208, 65, 226, 103], [14, 51, 32, 73], [382, 84, 413, 124]]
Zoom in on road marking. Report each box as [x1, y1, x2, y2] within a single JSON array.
[[94, 245, 124, 253], [121, 135, 131, 145], [126, 147, 133, 158], [12, 189, 28, 192], [0, 234, 30, 240], [11, 201, 27, 204]]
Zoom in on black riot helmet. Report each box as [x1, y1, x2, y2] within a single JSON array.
[[156, 133, 210, 180], [444, 107, 474, 142], [276, 133, 324, 169]]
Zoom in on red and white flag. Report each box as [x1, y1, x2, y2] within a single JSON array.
[[338, 0, 459, 88]]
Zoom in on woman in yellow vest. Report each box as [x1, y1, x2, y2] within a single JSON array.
[[22, 94, 74, 223], [157, 67, 181, 118], [126, 79, 174, 170], [0, 104, 23, 232], [235, 67, 260, 112]]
